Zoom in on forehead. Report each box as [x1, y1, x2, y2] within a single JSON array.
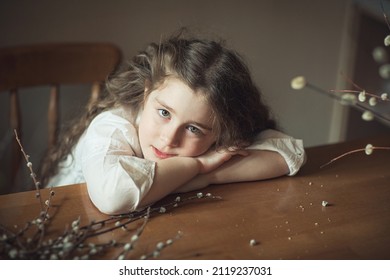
[[149, 77, 215, 124]]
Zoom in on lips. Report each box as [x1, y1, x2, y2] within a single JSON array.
[[152, 146, 176, 159]]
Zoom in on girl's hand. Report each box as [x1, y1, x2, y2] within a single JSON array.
[[195, 148, 248, 174], [175, 148, 249, 193]]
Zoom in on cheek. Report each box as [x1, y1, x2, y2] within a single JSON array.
[[182, 139, 214, 157], [138, 115, 155, 144]]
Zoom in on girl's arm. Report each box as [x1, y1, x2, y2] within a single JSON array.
[[137, 149, 235, 208], [175, 149, 289, 193], [210, 149, 289, 183], [176, 130, 306, 193]]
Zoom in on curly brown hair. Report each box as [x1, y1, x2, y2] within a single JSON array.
[[39, 29, 276, 187]]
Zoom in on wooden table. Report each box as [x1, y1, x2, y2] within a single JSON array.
[[1, 135, 389, 260]]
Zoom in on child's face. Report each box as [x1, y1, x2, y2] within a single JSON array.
[[138, 77, 216, 162]]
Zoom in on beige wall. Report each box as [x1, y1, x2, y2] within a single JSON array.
[[0, 0, 352, 190]]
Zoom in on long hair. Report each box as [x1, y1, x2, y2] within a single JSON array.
[[39, 30, 276, 186]]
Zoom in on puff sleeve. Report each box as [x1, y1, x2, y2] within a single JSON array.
[[81, 111, 156, 214], [246, 129, 306, 176]]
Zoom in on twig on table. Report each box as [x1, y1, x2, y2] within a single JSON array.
[[320, 145, 390, 168]]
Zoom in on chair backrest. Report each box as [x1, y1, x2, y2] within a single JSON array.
[[0, 42, 122, 193]]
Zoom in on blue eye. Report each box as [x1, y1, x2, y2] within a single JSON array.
[[158, 109, 170, 118], [187, 125, 201, 135]]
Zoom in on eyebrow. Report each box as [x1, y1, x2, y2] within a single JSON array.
[[155, 97, 213, 131]]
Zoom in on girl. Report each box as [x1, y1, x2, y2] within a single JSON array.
[[40, 31, 305, 215]]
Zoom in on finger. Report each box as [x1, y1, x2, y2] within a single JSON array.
[[224, 147, 249, 157], [235, 149, 249, 156]]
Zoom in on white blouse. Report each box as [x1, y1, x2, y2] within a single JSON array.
[[48, 106, 306, 214]]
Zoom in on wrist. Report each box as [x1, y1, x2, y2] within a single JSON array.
[[203, 170, 217, 185]]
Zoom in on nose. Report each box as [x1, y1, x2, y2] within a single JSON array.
[[160, 124, 180, 147]]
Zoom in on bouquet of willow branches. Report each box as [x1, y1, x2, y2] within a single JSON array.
[[290, 0, 390, 167], [290, 76, 390, 167], [0, 131, 221, 260]]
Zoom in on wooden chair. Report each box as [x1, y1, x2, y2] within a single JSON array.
[[0, 42, 122, 193]]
